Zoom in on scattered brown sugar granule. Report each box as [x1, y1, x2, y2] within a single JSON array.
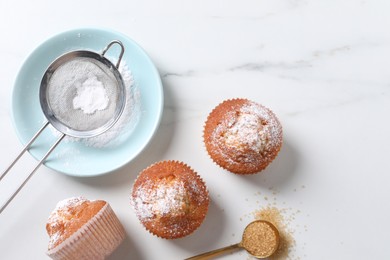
[[253, 207, 295, 260], [240, 220, 279, 258]]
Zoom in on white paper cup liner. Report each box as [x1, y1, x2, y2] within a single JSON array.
[[47, 203, 126, 260]]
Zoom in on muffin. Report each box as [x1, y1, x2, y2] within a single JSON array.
[[131, 160, 209, 239], [203, 98, 282, 174], [46, 197, 126, 260]]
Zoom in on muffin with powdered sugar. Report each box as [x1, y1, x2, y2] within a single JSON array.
[[203, 98, 283, 174], [131, 160, 209, 239], [46, 197, 125, 260]]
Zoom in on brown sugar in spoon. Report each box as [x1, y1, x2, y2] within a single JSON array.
[[185, 220, 280, 260]]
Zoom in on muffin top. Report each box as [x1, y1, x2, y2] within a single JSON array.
[[131, 161, 209, 239], [46, 197, 106, 249], [204, 98, 282, 174]]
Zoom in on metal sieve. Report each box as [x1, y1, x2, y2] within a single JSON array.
[[0, 40, 126, 213]]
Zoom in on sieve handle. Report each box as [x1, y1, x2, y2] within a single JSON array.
[[0, 121, 50, 182], [0, 124, 65, 214], [101, 40, 125, 68]]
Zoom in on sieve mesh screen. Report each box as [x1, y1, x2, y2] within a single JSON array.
[[46, 57, 120, 132]]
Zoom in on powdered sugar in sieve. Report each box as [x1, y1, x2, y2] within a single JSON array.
[[46, 56, 120, 133], [41, 42, 126, 138]]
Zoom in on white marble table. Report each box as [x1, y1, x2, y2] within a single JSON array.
[[1, 1, 390, 259]]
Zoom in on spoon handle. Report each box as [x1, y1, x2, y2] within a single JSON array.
[[184, 243, 241, 260]]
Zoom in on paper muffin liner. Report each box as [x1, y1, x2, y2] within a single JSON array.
[[47, 203, 126, 260], [131, 160, 210, 239], [203, 98, 283, 175]]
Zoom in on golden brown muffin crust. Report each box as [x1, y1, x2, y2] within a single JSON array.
[[46, 197, 106, 249], [131, 160, 209, 239], [204, 98, 283, 174]]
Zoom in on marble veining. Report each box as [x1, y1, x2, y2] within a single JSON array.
[[1, 0, 390, 259]]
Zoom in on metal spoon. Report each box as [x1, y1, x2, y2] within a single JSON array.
[[185, 220, 280, 260]]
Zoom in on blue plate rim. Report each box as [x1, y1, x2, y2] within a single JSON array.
[[10, 27, 164, 177]]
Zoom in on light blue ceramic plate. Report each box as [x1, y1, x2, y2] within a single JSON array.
[[11, 28, 163, 177]]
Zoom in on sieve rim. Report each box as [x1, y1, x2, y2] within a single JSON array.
[[39, 47, 126, 138]]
